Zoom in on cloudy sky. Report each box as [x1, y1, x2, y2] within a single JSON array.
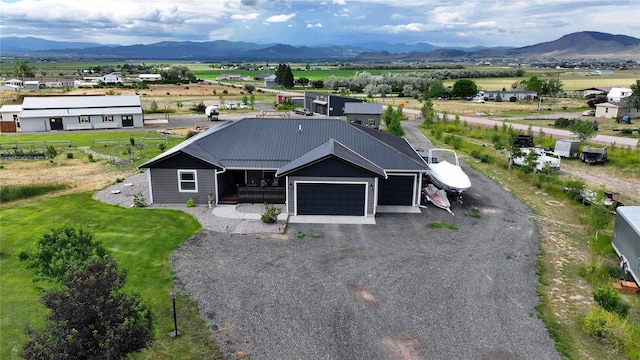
[[1, 0, 639, 48]]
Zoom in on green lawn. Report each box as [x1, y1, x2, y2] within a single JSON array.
[[0, 193, 222, 359]]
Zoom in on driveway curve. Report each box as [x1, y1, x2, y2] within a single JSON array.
[[171, 118, 560, 359]]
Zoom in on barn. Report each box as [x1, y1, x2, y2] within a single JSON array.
[[18, 95, 143, 132]]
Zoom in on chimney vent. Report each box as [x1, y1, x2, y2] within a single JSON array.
[[298, 124, 302, 133]]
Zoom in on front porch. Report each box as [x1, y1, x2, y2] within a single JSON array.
[[218, 185, 286, 204]]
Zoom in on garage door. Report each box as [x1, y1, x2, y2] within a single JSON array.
[[377, 175, 414, 206], [297, 183, 366, 216]]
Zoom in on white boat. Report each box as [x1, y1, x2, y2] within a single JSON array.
[[426, 148, 472, 203]]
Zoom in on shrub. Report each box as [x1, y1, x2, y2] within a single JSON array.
[[470, 149, 492, 163], [87, 153, 95, 162], [45, 145, 57, 160], [185, 198, 195, 207], [132, 194, 146, 208], [509, 96, 517, 102], [158, 143, 166, 152], [185, 130, 195, 139], [261, 203, 282, 223], [593, 286, 630, 317], [582, 307, 613, 339], [66, 152, 73, 159]]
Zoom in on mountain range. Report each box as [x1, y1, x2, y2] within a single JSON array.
[[1, 32, 639, 61]]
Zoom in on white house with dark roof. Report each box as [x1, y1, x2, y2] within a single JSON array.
[[19, 95, 143, 132], [607, 87, 632, 103], [139, 118, 429, 218]]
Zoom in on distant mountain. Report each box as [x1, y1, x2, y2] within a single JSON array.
[[505, 31, 640, 57], [0, 36, 112, 51], [1, 31, 638, 61]]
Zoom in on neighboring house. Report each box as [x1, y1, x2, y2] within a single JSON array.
[[139, 118, 429, 218], [0, 104, 22, 133], [2, 78, 23, 87], [607, 87, 632, 103], [216, 74, 250, 81], [38, 78, 75, 88], [582, 87, 611, 98], [595, 102, 626, 119], [102, 73, 123, 84], [479, 90, 537, 101], [343, 102, 383, 129], [138, 74, 162, 81], [0, 84, 20, 92], [262, 74, 277, 88], [303, 91, 365, 117], [19, 95, 143, 132]]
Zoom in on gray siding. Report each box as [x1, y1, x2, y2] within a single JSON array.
[[150, 168, 216, 204], [286, 176, 375, 216]]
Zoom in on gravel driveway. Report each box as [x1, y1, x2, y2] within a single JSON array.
[[168, 118, 560, 359]]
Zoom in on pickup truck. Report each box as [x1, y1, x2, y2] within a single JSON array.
[[509, 147, 561, 172], [294, 108, 313, 116]]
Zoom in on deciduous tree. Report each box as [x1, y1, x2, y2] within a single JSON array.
[[20, 257, 153, 360], [451, 79, 478, 99]]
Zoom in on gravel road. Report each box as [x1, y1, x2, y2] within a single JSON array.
[[164, 117, 561, 359]]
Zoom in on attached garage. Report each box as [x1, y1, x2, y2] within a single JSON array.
[[296, 182, 366, 216], [377, 175, 416, 206]]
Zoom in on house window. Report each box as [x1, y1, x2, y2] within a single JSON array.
[[605, 108, 609, 113], [103, 115, 114, 122], [178, 170, 198, 192], [79, 115, 90, 123]]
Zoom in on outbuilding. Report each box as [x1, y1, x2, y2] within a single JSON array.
[[19, 95, 143, 132]]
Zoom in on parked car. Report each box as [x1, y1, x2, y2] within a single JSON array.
[[509, 147, 561, 172], [294, 108, 313, 116], [582, 110, 596, 116]]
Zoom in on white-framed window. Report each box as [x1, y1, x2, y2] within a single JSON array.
[[79, 115, 90, 123], [178, 170, 198, 192], [103, 115, 114, 122]]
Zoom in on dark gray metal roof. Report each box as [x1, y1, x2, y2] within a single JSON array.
[[276, 139, 386, 177], [344, 102, 383, 115], [141, 118, 429, 172]]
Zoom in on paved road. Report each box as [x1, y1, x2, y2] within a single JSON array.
[[172, 116, 560, 359], [402, 108, 638, 147]]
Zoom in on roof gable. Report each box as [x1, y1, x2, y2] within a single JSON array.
[[142, 118, 429, 172], [276, 139, 386, 177]]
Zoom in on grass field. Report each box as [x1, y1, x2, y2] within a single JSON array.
[[0, 193, 223, 359]]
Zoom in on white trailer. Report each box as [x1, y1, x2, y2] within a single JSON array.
[[612, 206, 640, 285]]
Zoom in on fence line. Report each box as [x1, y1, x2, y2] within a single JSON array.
[[92, 136, 168, 147], [0, 140, 73, 149]]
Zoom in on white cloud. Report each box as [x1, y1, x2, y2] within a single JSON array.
[[231, 13, 260, 21], [391, 14, 405, 20], [381, 23, 428, 33], [264, 13, 296, 23], [306, 23, 323, 28], [333, 0, 346, 5]]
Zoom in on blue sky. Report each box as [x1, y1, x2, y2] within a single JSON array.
[[1, 0, 639, 48]]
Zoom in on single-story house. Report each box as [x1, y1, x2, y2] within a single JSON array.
[[102, 73, 123, 84], [479, 90, 537, 101], [24, 80, 41, 91], [344, 102, 383, 129], [138, 74, 162, 81], [139, 118, 429, 218], [582, 87, 610, 98], [303, 91, 365, 117], [2, 78, 23, 87], [0, 104, 22, 132], [19, 95, 143, 132], [596, 101, 640, 120]]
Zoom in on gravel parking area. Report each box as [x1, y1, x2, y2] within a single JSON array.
[[93, 118, 560, 359], [168, 119, 560, 359]]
